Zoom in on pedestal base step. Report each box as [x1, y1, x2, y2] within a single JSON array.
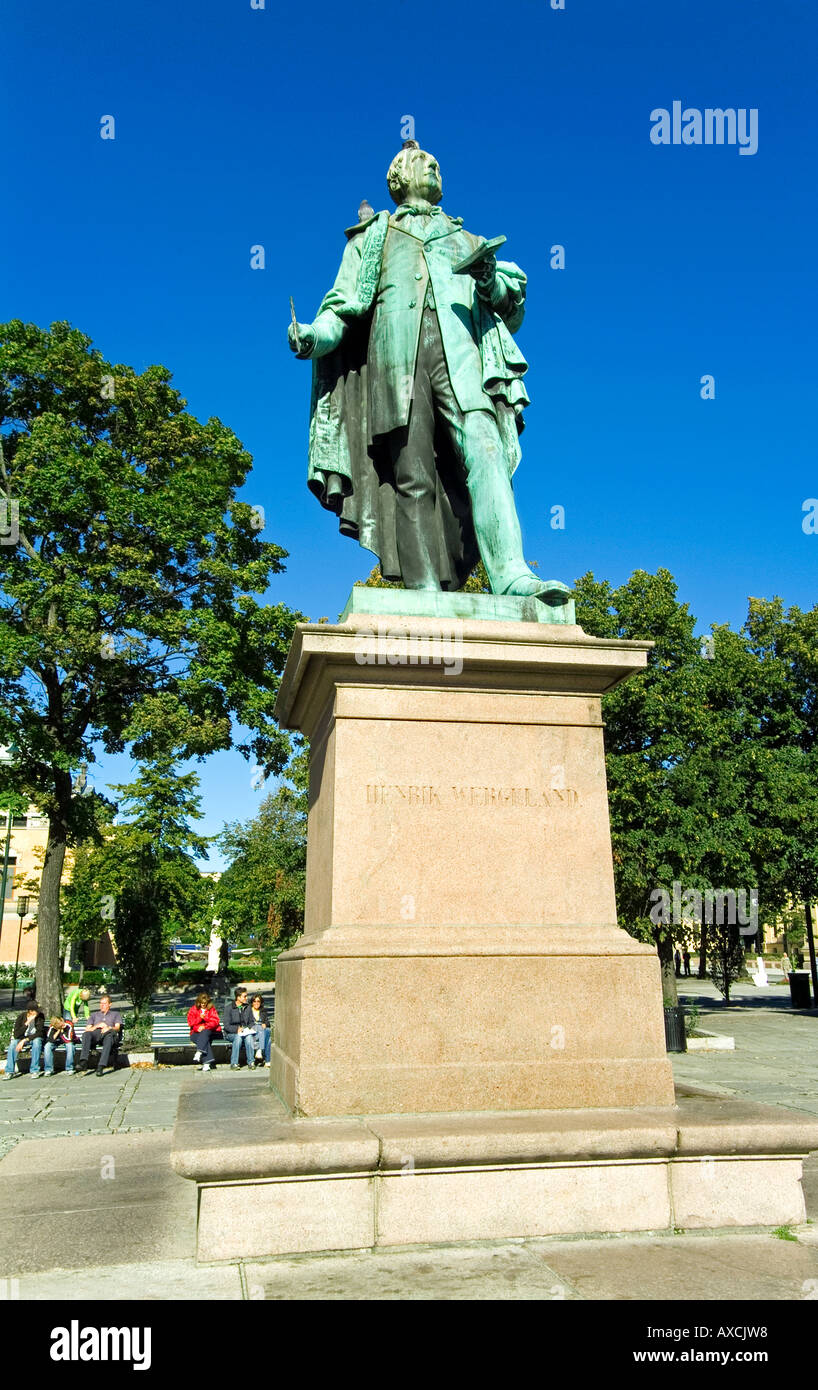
[[171, 1082, 818, 1263]]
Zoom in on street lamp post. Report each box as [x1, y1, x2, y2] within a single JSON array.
[[0, 806, 12, 946], [11, 895, 30, 1007], [0, 744, 17, 948]]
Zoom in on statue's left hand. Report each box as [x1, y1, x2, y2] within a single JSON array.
[[467, 252, 497, 290]]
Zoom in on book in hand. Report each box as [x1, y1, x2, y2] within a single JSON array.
[[452, 236, 507, 274]]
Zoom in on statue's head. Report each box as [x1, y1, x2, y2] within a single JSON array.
[[386, 140, 442, 206]]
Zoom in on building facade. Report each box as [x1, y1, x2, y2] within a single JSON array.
[[0, 804, 51, 966]]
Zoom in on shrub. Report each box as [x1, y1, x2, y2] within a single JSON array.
[[62, 969, 115, 987], [0, 963, 36, 987], [684, 1003, 701, 1037], [123, 1013, 154, 1052]]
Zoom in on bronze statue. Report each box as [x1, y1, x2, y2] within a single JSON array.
[[288, 140, 569, 604]]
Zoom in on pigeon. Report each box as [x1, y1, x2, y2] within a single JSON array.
[[357, 198, 375, 223]]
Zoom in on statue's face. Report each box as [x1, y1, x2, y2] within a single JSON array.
[[404, 150, 442, 205]]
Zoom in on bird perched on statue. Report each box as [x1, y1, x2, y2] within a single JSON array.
[[357, 198, 375, 223]]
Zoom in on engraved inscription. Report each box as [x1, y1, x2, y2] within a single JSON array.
[[365, 784, 580, 808]]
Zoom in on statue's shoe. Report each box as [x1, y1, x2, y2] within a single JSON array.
[[501, 575, 572, 603]]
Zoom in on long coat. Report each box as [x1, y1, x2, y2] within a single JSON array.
[[305, 208, 530, 589]]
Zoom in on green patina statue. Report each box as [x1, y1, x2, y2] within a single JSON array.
[[288, 140, 570, 604]]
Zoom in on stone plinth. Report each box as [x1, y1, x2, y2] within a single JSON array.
[[170, 1082, 818, 1262], [271, 598, 675, 1115]]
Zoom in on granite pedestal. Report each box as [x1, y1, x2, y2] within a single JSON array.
[[172, 592, 817, 1258], [270, 594, 675, 1115]]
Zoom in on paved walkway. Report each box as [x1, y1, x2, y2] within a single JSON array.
[[1, 979, 816, 1300], [0, 1067, 190, 1160], [3, 1070, 818, 1302], [6, 1230, 818, 1302], [673, 978, 818, 1116]]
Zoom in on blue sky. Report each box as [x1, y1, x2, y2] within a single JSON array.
[[3, 0, 816, 866]]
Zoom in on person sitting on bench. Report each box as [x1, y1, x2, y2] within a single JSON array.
[[77, 994, 122, 1076], [249, 994, 271, 1067], [44, 1015, 76, 1076], [3, 1003, 45, 1079], [223, 986, 254, 1069], [187, 992, 221, 1072]]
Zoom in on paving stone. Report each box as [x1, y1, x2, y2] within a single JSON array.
[[0, 1131, 196, 1276], [14, 1257, 243, 1301], [528, 1232, 818, 1301], [242, 1242, 577, 1301]]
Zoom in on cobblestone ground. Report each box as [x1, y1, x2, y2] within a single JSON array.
[[0, 1065, 190, 1160], [0, 976, 273, 1160]]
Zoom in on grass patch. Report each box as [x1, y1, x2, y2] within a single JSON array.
[[773, 1225, 797, 1242]]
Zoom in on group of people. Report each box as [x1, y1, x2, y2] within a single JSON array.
[[673, 949, 693, 978], [187, 986, 271, 1072], [3, 986, 124, 1079], [4, 982, 272, 1079]]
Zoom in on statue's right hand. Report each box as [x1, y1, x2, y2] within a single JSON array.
[[288, 322, 316, 359]]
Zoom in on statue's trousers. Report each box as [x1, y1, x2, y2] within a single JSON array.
[[387, 306, 529, 592]]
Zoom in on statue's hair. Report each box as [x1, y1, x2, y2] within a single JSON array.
[[386, 139, 425, 204]]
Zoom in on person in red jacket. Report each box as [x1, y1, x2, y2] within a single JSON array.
[[187, 992, 221, 1072]]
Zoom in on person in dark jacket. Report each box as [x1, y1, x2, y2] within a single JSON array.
[[187, 992, 221, 1072], [248, 994, 271, 1067], [3, 1005, 46, 1079], [223, 987, 254, 1069]]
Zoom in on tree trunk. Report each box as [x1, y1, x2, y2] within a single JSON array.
[[697, 917, 708, 978], [657, 933, 678, 1005], [35, 819, 67, 1016]]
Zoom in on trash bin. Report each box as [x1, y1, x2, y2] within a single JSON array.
[[789, 972, 812, 1009], [664, 1005, 687, 1052]]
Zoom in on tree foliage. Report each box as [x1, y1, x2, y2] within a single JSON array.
[[0, 321, 302, 1012], [62, 755, 211, 955], [215, 750, 308, 953], [709, 924, 746, 1003], [112, 856, 165, 1017], [575, 571, 818, 1003]]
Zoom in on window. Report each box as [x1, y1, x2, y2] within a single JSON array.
[[11, 815, 27, 829]]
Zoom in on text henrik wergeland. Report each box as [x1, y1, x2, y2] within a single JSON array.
[[365, 784, 581, 808]]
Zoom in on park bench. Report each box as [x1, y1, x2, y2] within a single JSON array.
[[151, 993, 275, 1066]]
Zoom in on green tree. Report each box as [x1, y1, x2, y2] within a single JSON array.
[[359, 559, 492, 593], [725, 598, 818, 989], [738, 599, 818, 912], [574, 568, 708, 1003], [62, 755, 212, 968], [216, 750, 308, 955], [576, 575, 818, 1003], [709, 923, 746, 1003], [0, 321, 302, 1014], [112, 854, 165, 1016]]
